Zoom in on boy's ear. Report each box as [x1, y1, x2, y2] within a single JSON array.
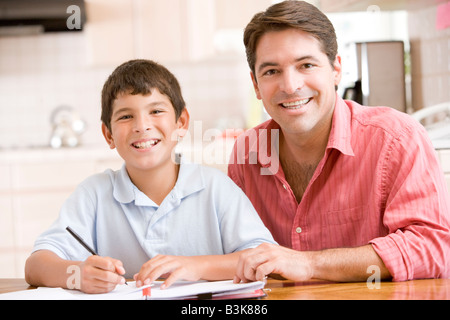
[[176, 108, 190, 138], [102, 123, 116, 149]]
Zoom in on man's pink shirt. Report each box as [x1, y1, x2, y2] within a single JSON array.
[[228, 96, 450, 281]]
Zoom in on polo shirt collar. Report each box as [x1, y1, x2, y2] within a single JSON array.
[[173, 157, 205, 200], [113, 160, 205, 206], [113, 165, 134, 204]]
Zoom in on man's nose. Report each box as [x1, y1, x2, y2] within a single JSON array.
[[280, 69, 304, 95]]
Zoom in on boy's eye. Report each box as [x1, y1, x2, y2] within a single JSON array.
[[118, 115, 132, 120]]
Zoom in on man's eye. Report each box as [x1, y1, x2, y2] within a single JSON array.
[[263, 69, 278, 76]]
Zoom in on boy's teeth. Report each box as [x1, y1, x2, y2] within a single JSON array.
[[282, 98, 311, 108], [133, 140, 159, 149]]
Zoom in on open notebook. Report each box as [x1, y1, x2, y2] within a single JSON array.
[[0, 280, 266, 300]]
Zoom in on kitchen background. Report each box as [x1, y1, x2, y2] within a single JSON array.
[[0, 0, 449, 277]]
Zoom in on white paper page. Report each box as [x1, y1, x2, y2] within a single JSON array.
[[0, 287, 75, 300], [0, 282, 153, 300], [64, 281, 154, 300], [0, 280, 264, 300], [147, 280, 265, 299]]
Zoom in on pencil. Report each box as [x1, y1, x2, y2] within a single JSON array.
[[66, 226, 128, 285], [66, 226, 97, 255]]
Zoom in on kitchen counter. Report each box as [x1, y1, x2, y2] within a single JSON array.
[[432, 136, 450, 150], [0, 138, 235, 169], [0, 144, 121, 164]]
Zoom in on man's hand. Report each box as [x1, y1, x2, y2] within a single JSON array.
[[234, 243, 391, 283], [234, 243, 314, 283]]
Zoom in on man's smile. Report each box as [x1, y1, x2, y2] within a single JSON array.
[[280, 98, 312, 109]]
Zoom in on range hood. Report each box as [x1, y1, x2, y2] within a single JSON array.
[[0, 0, 86, 33]]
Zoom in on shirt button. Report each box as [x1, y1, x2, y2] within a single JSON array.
[[283, 184, 287, 190], [296, 227, 302, 234]]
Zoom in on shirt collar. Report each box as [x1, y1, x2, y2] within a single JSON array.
[[248, 93, 355, 170], [113, 159, 205, 206], [244, 119, 280, 170], [327, 94, 355, 157]]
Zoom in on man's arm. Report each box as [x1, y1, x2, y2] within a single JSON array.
[[234, 243, 391, 283]]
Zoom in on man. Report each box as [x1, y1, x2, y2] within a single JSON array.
[[229, 0, 450, 283]]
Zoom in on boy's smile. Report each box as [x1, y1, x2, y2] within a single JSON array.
[[102, 90, 188, 177], [131, 139, 160, 150]]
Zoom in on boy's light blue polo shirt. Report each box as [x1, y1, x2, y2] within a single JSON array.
[[32, 161, 276, 278]]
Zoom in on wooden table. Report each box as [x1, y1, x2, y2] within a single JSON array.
[[263, 278, 450, 300], [1, 278, 449, 300]]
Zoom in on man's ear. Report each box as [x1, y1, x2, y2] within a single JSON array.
[[250, 71, 262, 100], [102, 123, 115, 149], [176, 108, 190, 138], [333, 55, 343, 88]]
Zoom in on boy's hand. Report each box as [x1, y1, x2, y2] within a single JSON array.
[[134, 255, 202, 290], [78, 255, 126, 294]]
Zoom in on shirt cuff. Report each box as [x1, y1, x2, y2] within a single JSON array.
[[369, 234, 410, 281]]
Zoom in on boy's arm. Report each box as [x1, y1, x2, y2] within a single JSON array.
[[25, 250, 126, 294], [25, 250, 79, 289], [134, 250, 247, 289]]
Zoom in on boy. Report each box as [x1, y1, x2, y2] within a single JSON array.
[[25, 59, 276, 294]]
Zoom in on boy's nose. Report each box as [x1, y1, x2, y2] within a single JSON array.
[[133, 116, 151, 132]]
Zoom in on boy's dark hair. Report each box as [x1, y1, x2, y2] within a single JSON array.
[[244, 0, 338, 77], [101, 59, 185, 131]]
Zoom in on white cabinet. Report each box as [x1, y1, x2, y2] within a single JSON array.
[[84, 0, 272, 66], [319, 0, 437, 12], [0, 147, 123, 277], [0, 165, 15, 277], [85, 0, 215, 65]]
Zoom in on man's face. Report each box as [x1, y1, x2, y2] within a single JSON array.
[[251, 28, 342, 139]]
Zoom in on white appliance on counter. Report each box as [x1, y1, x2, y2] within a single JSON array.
[[49, 106, 86, 148], [412, 102, 450, 150], [344, 41, 407, 113]]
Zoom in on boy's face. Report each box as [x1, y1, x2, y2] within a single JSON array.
[[102, 90, 189, 175], [251, 28, 342, 138]]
